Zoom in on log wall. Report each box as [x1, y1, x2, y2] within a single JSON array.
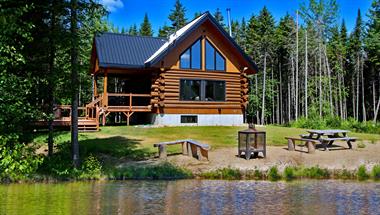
[[150, 69, 248, 114]]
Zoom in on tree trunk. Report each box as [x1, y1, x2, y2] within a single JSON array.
[[279, 62, 283, 124], [305, 29, 308, 118], [47, 0, 56, 157], [319, 43, 322, 116], [356, 55, 360, 120], [71, 0, 80, 168], [261, 52, 267, 124], [295, 10, 299, 120], [323, 45, 333, 115], [361, 54, 366, 121], [255, 75, 259, 124]]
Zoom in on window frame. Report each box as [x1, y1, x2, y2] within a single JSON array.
[[205, 39, 226, 72], [179, 37, 202, 70], [179, 78, 226, 102]]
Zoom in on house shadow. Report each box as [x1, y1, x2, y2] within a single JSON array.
[[79, 136, 152, 161]]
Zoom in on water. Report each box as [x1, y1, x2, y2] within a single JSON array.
[[0, 180, 379, 215]]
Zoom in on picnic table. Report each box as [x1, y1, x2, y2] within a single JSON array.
[[286, 129, 357, 153], [303, 129, 357, 151]]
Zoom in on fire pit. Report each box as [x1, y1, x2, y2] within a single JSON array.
[[238, 124, 266, 160]]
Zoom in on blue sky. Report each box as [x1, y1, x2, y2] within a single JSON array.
[[100, 0, 372, 35]]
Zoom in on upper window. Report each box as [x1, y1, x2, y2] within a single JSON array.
[[205, 39, 226, 71], [180, 39, 201, 70]]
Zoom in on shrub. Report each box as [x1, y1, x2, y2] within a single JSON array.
[[112, 162, 193, 180], [357, 165, 369, 181], [268, 166, 281, 181], [337, 169, 355, 180], [78, 155, 102, 179], [283, 166, 296, 181], [301, 166, 330, 179], [201, 167, 241, 180], [372, 165, 380, 181], [357, 142, 366, 148], [0, 135, 44, 181]]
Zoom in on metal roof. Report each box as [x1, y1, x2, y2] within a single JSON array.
[[95, 33, 167, 69], [94, 12, 258, 73]]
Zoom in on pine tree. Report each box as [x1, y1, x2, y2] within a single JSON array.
[[139, 13, 153, 36], [168, 0, 187, 32], [349, 9, 364, 120], [128, 24, 138, 36], [194, 11, 202, 19], [213, 8, 225, 28], [158, 23, 171, 37]]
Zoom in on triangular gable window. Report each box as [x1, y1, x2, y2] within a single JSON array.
[[180, 38, 201, 70], [205, 39, 226, 71]]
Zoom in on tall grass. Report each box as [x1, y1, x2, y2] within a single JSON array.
[[290, 116, 380, 134]]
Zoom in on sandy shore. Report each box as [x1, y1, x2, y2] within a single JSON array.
[[163, 141, 380, 174]]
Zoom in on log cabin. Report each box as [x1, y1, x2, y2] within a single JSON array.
[[83, 11, 258, 129]]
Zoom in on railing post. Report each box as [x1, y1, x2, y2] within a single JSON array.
[[129, 93, 132, 111]]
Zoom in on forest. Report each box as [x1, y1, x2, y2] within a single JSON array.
[[0, 0, 379, 179]]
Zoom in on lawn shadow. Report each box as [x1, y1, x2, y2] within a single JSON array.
[[79, 136, 152, 161]]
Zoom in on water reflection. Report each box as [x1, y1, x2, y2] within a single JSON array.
[[0, 180, 379, 215]]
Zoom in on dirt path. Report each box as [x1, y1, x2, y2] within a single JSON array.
[[164, 141, 380, 174]]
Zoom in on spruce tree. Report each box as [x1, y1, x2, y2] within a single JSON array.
[[128, 24, 138, 36], [139, 13, 153, 36], [168, 0, 187, 32], [158, 23, 171, 37], [213, 8, 225, 27]]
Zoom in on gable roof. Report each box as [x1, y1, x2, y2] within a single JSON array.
[[95, 33, 167, 68], [93, 12, 258, 73], [144, 12, 258, 73]]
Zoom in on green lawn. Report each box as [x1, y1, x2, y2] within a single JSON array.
[[33, 125, 380, 158]]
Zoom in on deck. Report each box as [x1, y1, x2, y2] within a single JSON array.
[[46, 93, 152, 131]]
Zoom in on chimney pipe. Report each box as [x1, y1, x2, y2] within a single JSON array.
[[226, 8, 232, 37]]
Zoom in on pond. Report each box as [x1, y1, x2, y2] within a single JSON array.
[[0, 180, 379, 215]]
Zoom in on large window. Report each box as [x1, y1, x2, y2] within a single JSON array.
[[205, 39, 226, 71], [180, 39, 201, 70], [180, 79, 225, 101]]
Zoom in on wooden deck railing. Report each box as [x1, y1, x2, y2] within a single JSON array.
[[105, 93, 151, 111]]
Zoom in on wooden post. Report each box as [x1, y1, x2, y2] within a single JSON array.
[[103, 70, 108, 107], [288, 139, 295, 151], [307, 141, 315, 153], [159, 145, 167, 158], [129, 93, 132, 111], [93, 74, 98, 97]]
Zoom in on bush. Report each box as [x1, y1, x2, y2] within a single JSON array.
[[78, 155, 102, 179], [301, 166, 330, 179], [268, 166, 281, 181], [357, 142, 366, 148], [289, 116, 380, 134], [357, 165, 369, 181], [110, 162, 193, 180], [0, 135, 43, 181], [372, 165, 380, 181], [283, 166, 296, 181], [201, 167, 241, 180]]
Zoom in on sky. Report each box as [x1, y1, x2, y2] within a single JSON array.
[[100, 0, 372, 35]]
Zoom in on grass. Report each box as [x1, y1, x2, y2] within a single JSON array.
[[200, 165, 380, 181], [33, 125, 380, 153]]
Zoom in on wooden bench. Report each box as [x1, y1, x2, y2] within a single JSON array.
[[319, 137, 357, 149], [153, 139, 210, 161], [285, 137, 320, 153]]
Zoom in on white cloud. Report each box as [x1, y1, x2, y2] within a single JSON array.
[[100, 0, 124, 12]]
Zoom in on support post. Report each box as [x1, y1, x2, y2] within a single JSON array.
[[93, 74, 98, 98], [103, 70, 108, 107], [129, 93, 132, 111]]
